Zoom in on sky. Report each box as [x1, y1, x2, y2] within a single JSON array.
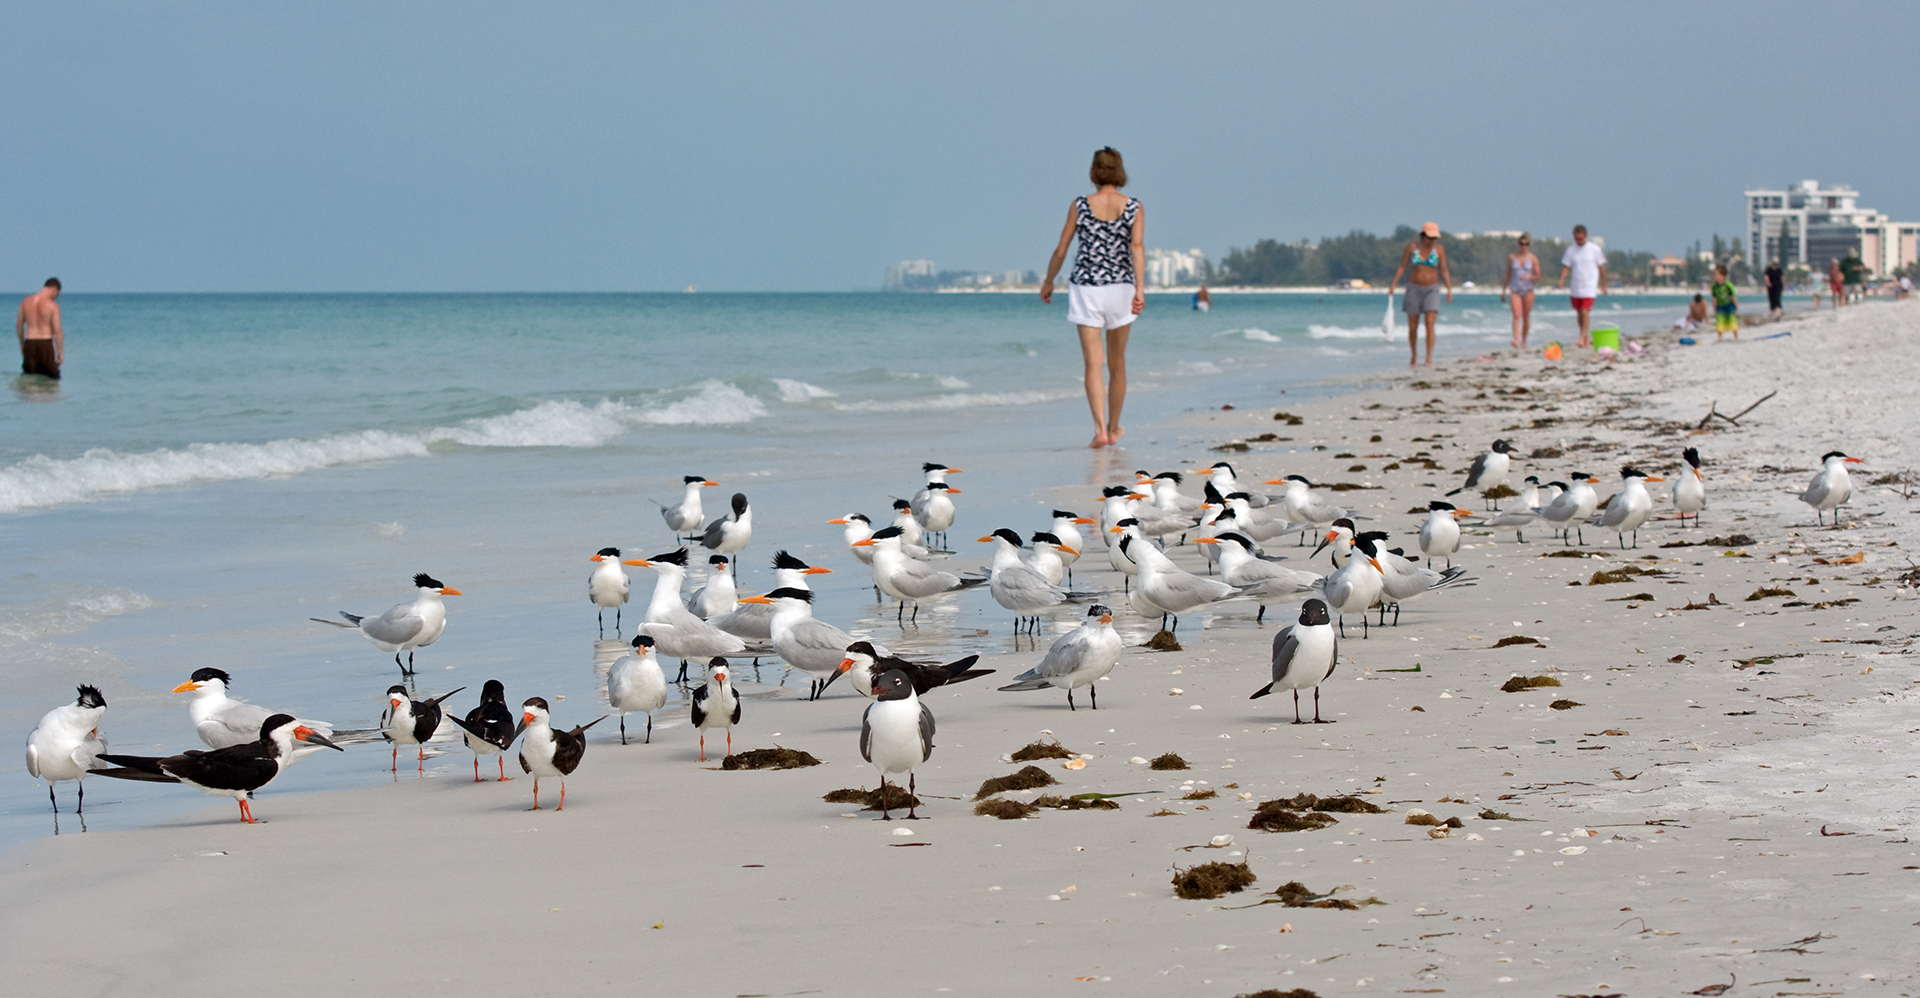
[[4, 0, 1916, 292]]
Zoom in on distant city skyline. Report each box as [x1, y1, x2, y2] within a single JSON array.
[[3, 2, 1916, 292]]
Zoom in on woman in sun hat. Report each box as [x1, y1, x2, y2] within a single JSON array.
[[1040, 147, 1145, 448], [1386, 222, 1452, 366]]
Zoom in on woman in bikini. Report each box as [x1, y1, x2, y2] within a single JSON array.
[[1500, 233, 1540, 351], [1386, 222, 1452, 366], [1040, 147, 1146, 448]]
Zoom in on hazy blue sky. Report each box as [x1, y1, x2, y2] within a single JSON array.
[[4, 1, 1915, 291]]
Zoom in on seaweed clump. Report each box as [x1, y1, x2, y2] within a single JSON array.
[[721, 747, 822, 770], [1271, 881, 1386, 909], [1402, 811, 1464, 828], [1500, 674, 1562, 693], [1143, 630, 1182, 651], [1033, 795, 1120, 811], [1149, 752, 1190, 771], [822, 785, 920, 811], [1746, 586, 1797, 601], [1548, 699, 1583, 710], [1589, 565, 1659, 585], [973, 765, 1058, 799], [1248, 804, 1339, 833], [1234, 990, 1324, 998], [1182, 788, 1218, 800], [1171, 861, 1256, 899], [1010, 739, 1075, 761], [1491, 634, 1545, 648], [1266, 792, 1386, 814], [974, 799, 1039, 819]]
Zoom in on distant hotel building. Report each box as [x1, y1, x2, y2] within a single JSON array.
[[1746, 180, 1919, 276], [1145, 248, 1206, 287], [884, 259, 937, 290]]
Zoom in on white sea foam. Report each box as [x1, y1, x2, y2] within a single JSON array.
[[1218, 328, 1280, 342], [1176, 361, 1224, 375], [634, 380, 769, 425], [0, 586, 155, 645], [835, 389, 1077, 413], [1308, 324, 1390, 339], [428, 399, 631, 448], [773, 378, 837, 402]]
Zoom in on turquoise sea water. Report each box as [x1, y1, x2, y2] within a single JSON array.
[[0, 290, 1695, 847]]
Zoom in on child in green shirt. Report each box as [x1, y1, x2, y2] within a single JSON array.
[[1710, 266, 1738, 341]]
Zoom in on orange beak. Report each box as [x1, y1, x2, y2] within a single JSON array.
[[805, 566, 832, 575], [1452, 509, 1472, 519], [1324, 530, 1339, 543], [1057, 544, 1079, 556], [1098, 613, 1113, 624], [523, 712, 536, 725], [1369, 557, 1384, 573], [852, 538, 875, 547], [827, 517, 848, 524], [738, 595, 773, 604], [1845, 457, 1864, 463], [945, 468, 964, 474], [439, 587, 463, 596], [1644, 476, 1665, 483], [170, 681, 201, 693], [1128, 492, 1149, 500], [1074, 517, 1096, 524], [1262, 478, 1285, 484], [1191, 537, 1219, 545], [621, 559, 646, 566], [977, 535, 995, 543], [836, 658, 854, 674], [390, 696, 405, 708], [704, 480, 721, 486], [589, 554, 604, 562], [1109, 525, 1124, 533]]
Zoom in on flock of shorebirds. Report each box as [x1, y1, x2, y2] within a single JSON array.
[[28, 448, 1867, 823]]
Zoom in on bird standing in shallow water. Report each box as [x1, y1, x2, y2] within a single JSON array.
[[314, 573, 462, 675], [25, 685, 108, 817], [381, 684, 466, 775], [589, 547, 644, 635], [658, 475, 719, 539], [607, 634, 668, 744]]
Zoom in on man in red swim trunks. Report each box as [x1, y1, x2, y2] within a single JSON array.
[[16, 277, 63, 379], [1554, 225, 1607, 348]]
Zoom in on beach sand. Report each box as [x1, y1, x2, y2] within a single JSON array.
[[5, 299, 1916, 996]]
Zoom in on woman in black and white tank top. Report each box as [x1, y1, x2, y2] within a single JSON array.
[[1041, 147, 1146, 449]]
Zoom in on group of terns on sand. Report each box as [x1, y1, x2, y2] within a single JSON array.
[[28, 446, 1867, 823]]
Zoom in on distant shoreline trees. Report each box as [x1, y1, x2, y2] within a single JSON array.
[[1214, 226, 1750, 288]]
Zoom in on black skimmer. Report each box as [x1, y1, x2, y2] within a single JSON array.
[[589, 547, 644, 634], [518, 698, 604, 810], [26, 685, 107, 816], [1447, 439, 1516, 509], [95, 714, 342, 823], [998, 604, 1122, 710], [312, 573, 462, 674], [171, 667, 335, 759], [825, 641, 990, 698], [690, 660, 740, 761], [447, 679, 519, 781], [861, 669, 935, 820], [381, 684, 466, 775], [1249, 599, 1338, 723], [607, 634, 668, 744]]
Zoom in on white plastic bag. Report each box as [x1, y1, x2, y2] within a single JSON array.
[[1381, 292, 1395, 334]]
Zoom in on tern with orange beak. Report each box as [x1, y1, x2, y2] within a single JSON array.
[[95, 714, 343, 823], [312, 573, 461, 675], [1599, 467, 1664, 549], [911, 464, 963, 548], [737, 588, 866, 700], [1314, 523, 1386, 638], [855, 527, 984, 624], [589, 547, 646, 635], [1538, 473, 1602, 545], [1047, 510, 1097, 584], [607, 635, 668, 745], [1673, 448, 1706, 527], [518, 698, 604, 811], [1416, 500, 1472, 568], [1799, 450, 1863, 525], [861, 669, 935, 819], [708, 550, 832, 644], [380, 684, 465, 775], [657, 475, 720, 538], [998, 604, 1123, 710], [26, 685, 108, 817], [631, 549, 747, 683], [690, 660, 741, 761], [1117, 532, 1242, 633], [172, 667, 335, 761], [1194, 532, 1319, 623], [979, 528, 1080, 634]]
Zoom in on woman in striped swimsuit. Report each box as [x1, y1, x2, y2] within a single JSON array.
[[1041, 147, 1146, 448]]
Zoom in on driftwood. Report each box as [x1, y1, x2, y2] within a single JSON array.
[[1696, 389, 1778, 429]]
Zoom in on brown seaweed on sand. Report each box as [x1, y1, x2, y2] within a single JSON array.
[[1148, 752, 1190, 770], [721, 747, 822, 770], [1142, 630, 1182, 651], [1491, 635, 1545, 648], [1232, 990, 1324, 998], [1268, 792, 1386, 813], [1009, 738, 1075, 761], [1549, 699, 1584, 710], [1032, 795, 1120, 811], [1247, 806, 1339, 833], [1171, 861, 1256, 899], [974, 799, 1039, 819], [1501, 674, 1562, 692], [972, 765, 1057, 799], [822, 785, 921, 811]]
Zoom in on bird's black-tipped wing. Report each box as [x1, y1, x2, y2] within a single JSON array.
[[691, 683, 710, 728], [449, 701, 517, 750], [551, 727, 589, 776], [729, 691, 742, 726], [918, 701, 936, 762], [1461, 452, 1490, 489], [411, 700, 443, 744], [859, 703, 874, 763], [92, 754, 181, 782], [141, 745, 279, 793]]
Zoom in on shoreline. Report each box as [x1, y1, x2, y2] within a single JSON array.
[[5, 298, 1917, 994]]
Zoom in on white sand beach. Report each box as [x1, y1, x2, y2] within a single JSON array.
[[6, 300, 1917, 996]]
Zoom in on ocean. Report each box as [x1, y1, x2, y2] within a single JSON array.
[[1, 289, 1698, 847]]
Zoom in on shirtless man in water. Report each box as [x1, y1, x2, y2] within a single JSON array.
[[17, 278, 63, 379]]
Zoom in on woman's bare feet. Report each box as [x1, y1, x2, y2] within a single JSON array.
[[1089, 432, 1110, 448], [1108, 425, 1125, 445]]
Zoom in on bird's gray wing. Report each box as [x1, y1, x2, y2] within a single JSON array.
[[859, 703, 874, 763], [1463, 452, 1489, 487], [919, 701, 935, 761], [1270, 625, 1299, 684], [700, 518, 726, 548], [362, 604, 426, 645], [1599, 496, 1627, 527]]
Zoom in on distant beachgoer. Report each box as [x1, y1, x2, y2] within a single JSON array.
[[16, 277, 62, 379], [1827, 258, 1844, 309], [1840, 249, 1866, 304], [1554, 224, 1607, 348], [1711, 265, 1739, 341], [1900, 276, 1913, 299], [1041, 146, 1145, 448], [1499, 233, 1540, 350], [1680, 294, 1709, 329], [1763, 262, 1784, 317], [1194, 285, 1211, 312], [1386, 222, 1452, 366]]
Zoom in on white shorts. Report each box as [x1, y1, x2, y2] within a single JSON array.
[[1067, 283, 1138, 330]]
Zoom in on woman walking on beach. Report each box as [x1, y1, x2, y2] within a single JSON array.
[[1500, 234, 1540, 351], [1041, 147, 1145, 448], [1386, 222, 1452, 366]]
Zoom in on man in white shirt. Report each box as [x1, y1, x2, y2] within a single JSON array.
[[1554, 224, 1607, 348]]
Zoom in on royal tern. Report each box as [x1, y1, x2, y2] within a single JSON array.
[[1098, 485, 1148, 545], [446, 679, 519, 782], [1192, 531, 1319, 622], [518, 698, 604, 810], [690, 660, 741, 761], [736, 588, 864, 701], [589, 547, 644, 634], [1539, 473, 1601, 545], [313, 573, 462, 675], [25, 685, 107, 816], [95, 714, 342, 823], [861, 669, 935, 820], [607, 634, 668, 744], [1249, 599, 1338, 723], [854, 527, 984, 624], [1047, 511, 1096, 583], [1118, 532, 1242, 632], [1447, 439, 1517, 509], [1314, 526, 1386, 638], [657, 475, 720, 538], [829, 513, 878, 566], [631, 548, 748, 682], [1800, 451, 1862, 525], [685, 555, 737, 619], [1599, 467, 1664, 549], [1417, 500, 1470, 567], [1106, 517, 1144, 581], [1224, 491, 1295, 543], [1206, 461, 1273, 507], [1024, 531, 1073, 586], [911, 477, 962, 549], [707, 550, 831, 643], [1137, 470, 1203, 515], [979, 528, 1079, 634], [699, 493, 753, 571], [381, 684, 465, 775], [1266, 475, 1352, 544], [172, 668, 335, 760], [1480, 476, 1542, 541], [1367, 532, 1472, 624], [1673, 448, 1706, 527], [824, 641, 990, 698], [997, 604, 1123, 710]]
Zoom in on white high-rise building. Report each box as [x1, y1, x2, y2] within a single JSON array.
[[1746, 180, 1919, 276], [884, 259, 936, 290], [1145, 248, 1207, 287]]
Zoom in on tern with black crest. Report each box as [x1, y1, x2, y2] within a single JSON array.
[[607, 635, 669, 744], [1800, 451, 1862, 525], [658, 475, 720, 538], [588, 547, 644, 634], [313, 573, 461, 675], [25, 685, 108, 816]]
